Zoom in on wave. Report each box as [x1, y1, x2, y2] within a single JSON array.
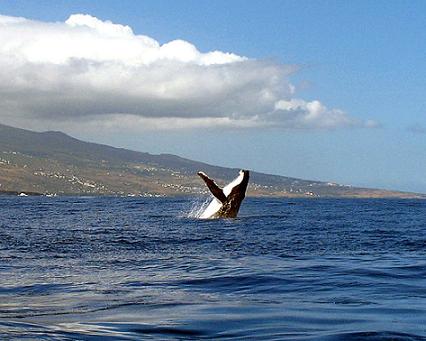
[[313, 331, 426, 341], [2, 321, 424, 341]]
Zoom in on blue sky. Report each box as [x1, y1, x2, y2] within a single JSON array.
[[0, 0, 425, 193]]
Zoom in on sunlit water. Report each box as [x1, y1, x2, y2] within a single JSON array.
[[1, 197, 425, 340]]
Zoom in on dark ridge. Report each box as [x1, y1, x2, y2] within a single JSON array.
[[0, 123, 424, 198]]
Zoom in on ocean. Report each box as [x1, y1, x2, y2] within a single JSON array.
[[0, 196, 425, 340]]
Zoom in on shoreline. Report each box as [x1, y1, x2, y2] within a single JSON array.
[[1, 190, 425, 199]]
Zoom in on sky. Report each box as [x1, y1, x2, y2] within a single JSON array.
[[0, 0, 425, 193]]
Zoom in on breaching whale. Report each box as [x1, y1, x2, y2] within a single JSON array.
[[198, 170, 250, 219]]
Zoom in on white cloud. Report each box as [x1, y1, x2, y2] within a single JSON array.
[[269, 99, 375, 129], [0, 13, 376, 131]]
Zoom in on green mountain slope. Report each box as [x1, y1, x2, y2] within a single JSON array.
[[0, 123, 423, 198]]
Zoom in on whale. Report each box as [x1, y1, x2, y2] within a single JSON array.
[[198, 170, 250, 219]]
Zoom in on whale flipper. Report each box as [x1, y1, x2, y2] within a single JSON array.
[[198, 170, 250, 219], [197, 172, 226, 203]]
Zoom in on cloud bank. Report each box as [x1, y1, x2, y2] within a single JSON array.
[[0, 14, 374, 131]]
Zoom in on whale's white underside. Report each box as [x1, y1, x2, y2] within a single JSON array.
[[199, 171, 245, 219]]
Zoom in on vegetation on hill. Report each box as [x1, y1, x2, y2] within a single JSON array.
[[0, 124, 423, 198]]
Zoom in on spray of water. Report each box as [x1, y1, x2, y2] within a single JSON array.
[[186, 196, 212, 218]]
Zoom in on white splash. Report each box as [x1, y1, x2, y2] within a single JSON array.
[[186, 197, 212, 219]]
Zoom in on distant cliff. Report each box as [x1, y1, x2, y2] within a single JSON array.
[[0, 123, 424, 198]]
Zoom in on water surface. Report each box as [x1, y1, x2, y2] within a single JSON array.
[[1, 197, 425, 340]]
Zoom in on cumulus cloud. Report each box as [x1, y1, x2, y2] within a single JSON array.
[[0, 13, 376, 131]]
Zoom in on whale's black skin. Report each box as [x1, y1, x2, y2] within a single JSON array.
[[198, 170, 250, 218]]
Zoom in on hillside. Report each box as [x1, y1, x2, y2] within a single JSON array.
[[0, 123, 423, 198]]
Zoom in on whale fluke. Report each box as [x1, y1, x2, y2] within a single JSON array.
[[198, 170, 249, 219]]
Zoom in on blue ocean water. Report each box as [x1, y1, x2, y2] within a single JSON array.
[[0, 196, 425, 340]]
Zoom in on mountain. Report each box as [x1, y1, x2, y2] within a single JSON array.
[[0, 123, 423, 198]]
